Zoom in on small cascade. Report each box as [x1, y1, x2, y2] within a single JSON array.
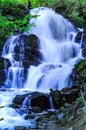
[[22, 95, 31, 108], [80, 32, 84, 46], [49, 95, 54, 109], [2, 35, 25, 88]]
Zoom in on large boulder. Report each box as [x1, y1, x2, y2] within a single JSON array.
[[13, 34, 42, 67], [12, 92, 50, 111]]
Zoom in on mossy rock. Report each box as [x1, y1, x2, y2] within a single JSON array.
[[74, 59, 86, 87], [28, 34, 40, 49], [75, 59, 86, 72]]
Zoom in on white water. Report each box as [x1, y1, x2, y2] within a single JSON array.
[[24, 7, 82, 92], [1, 7, 82, 129], [49, 96, 54, 109]]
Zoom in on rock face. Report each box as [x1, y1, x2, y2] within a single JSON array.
[[0, 57, 6, 87], [8, 34, 42, 68], [0, 33, 42, 87], [50, 87, 80, 108], [0, 69, 6, 87]]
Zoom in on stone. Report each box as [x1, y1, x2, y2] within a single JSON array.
[[28, 34, 40, 49], [24, 114, 35, 120], [50, 89, 63, 108], [75, 31, 83, 43], [32, 107, 41, 113], [0, 45, 3, 55], [74, 59, 86, 90], [12, 92, 50, 111], [63, 88, 80, 103], [0, 57, 4, 69], [13, 94, 28, 105], [31, 92, 50, 110], [13, 34, 41, 67], [15, 126, 29, 130], [0, 69, 6, 87], [82, 33, 86, 58]]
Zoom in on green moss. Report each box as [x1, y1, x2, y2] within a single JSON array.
[[75, 60, 86, 72]]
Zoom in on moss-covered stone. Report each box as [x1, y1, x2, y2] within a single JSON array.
[[75, 60, 86, 72], [74, 59, 86, 87]]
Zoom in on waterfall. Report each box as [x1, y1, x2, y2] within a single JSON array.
[[0, 7, 83, 129], [2, 7, 82, 92], [24, 7, 82, 92]]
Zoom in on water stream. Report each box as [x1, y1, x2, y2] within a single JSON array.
[[0, 7, 82, 129]]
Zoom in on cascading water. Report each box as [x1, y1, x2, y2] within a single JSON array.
[[0, 7, 82, 129], [2, 7, 82, 92], [23, 7, 82, 92]]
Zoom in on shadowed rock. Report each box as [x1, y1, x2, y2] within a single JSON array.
[[13, 92, 50, 111]]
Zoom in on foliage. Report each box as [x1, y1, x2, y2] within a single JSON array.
[[0, 0, 35, 46], [0, 0, 28, 6], [30, 0, 58, 8]]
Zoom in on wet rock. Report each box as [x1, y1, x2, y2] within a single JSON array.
[[13, 28, 19, 35], [32, 107, 41, 113], [75, 29, 86, 58], [15, 126, 29, 130], [0, 45, 3, 55], [0, 69, 6, 87], [31, 92, 50, 110], [74, 59, 86, 87], [82, 47, 86, 58], [13, 92, 50, 111], [75, 31, 83, 43], [24, 113, 35, 120], [13, 34, 42, 67], [28, 34, 40, 49], [75, 60, 86, 72], [0, 57, 4, 69], [10, 103, 21, 108], [82, 33, 86, 58], [3, 33, 42, 68], [63, 88, 80, 103], [50, 89, 63, 108], [13, 94, 28, 105]]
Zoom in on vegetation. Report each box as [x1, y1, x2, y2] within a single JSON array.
[[0, 0, 85, 46]]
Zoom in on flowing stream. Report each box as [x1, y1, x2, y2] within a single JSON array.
[[0, 7, 82, 129]]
